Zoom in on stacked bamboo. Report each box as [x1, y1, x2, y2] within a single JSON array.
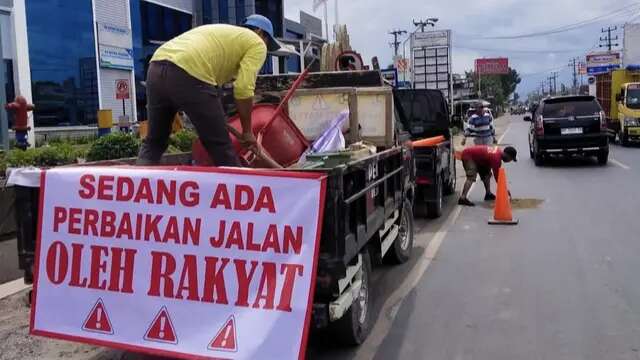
[[320, 25, 352, 71]]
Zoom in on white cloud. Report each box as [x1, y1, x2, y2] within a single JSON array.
[[283, 0, 639, 95]]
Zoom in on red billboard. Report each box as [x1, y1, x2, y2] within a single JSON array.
[[475, 58, 509, 75]]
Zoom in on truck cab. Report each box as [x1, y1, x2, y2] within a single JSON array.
[[617, 82, 640, 146]]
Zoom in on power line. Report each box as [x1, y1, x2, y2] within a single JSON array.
[[456, 2, 640, 40], [453, 45, 586, 54]]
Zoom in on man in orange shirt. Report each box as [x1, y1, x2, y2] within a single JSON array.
[[458, 146, 517, 206]]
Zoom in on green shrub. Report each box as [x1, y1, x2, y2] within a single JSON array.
[[4, 143, 80, 168], [6, 148, 38, 167], [86, 132, 140, 161], [0, 155, 6, 176], [169, 129, 197, 152]]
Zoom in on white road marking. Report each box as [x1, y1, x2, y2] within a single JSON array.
[[353, 119, 514, 360], [497, 123, 512, 144], [611, 158, 631, 170], [354, 206, 464, 360], [0, 278, 30, 300]]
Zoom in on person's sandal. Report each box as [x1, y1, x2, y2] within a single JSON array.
[[458, 198, 475, 206], [484, 193, 496, 201]]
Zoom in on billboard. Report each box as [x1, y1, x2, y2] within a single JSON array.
[[413, 30, 450, 48], [586, 52, 621, 75], [300, 11, 322, 39], [410, 30, 452, 102], [475, 58, 509, 75]]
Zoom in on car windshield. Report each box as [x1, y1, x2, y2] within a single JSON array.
[[626, 89, 640, 109], [543, 99, 601, 118]]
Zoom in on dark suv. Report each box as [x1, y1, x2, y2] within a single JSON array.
[[527, 96, 609, 166]]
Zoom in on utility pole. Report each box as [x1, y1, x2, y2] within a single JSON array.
[[568, 58, 578, 94], [413, 18, 438, 32], [600, 26, 619, 52], [389, 29, 407, 57], [548, 72, 559, 95]]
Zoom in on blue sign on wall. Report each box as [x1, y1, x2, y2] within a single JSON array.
[[587, 64, 621, 75]]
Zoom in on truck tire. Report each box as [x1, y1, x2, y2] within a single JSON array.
[[620, 131, 630, 147], [534, 151, 544, 166], [332, 249, 372, 346], [443, 163, 456, 196], [426, 176, 443, 218], [385, 200, 414, 264], [597, 150, 609, 165]]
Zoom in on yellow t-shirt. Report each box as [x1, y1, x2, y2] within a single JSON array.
[[151, 24, 267, 99]]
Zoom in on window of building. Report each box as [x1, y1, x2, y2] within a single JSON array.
[[141, 1, 192, 43], [255, 0, 282, 36], [219, 0, 229, 23], [25, 0, 98, 126], [202, 0, 212, 24], [131, 0, 193, 121], [236, 0, 245, 22]]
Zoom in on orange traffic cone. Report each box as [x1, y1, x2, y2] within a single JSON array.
[[488, 167, 518, 225], [412, 135, 445, 148]]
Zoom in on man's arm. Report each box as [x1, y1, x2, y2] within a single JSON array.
[[232, 37, 267, 146]]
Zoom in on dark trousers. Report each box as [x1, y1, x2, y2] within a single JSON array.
[[137, 61, 240, 166]]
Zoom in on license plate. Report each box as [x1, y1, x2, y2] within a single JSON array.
[[561, 127, 583, 135], [628, 127, 640, 136]]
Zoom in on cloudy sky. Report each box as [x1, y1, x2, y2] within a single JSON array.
[[283, 0, 640, 97]]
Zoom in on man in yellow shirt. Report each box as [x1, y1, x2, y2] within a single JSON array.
[[137, 15, 282, 166]]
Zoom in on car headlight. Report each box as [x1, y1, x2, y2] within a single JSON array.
[[624, 117, 639, 126]]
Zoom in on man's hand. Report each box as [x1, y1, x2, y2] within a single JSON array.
[[461, 137, 467, 146], [239, 131, 257, 148], [493, 137, 498, 144]]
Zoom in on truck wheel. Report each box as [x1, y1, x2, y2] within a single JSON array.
[[333, 250, 372, 346], [620, 131, 630, 147], [443, 164, 456, 196], [534, 151, 544, 166], [597, 150, 609, 165], [426, 176, 443, 218], [386, 200, 414, 264]]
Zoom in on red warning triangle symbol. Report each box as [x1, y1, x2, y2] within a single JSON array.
[[82, 298, 113, 335], [143, 306, 178, 344], [208, 315, 237, 352]]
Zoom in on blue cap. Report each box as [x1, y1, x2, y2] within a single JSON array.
[[243, 14, 281, 52]]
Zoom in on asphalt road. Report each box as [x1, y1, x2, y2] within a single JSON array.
[[352, 115, 640, 360]]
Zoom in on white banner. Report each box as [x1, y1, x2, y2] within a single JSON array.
[[31, 167, 326, 360]]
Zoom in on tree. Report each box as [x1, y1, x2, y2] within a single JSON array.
[[466, 68, 521, 108]]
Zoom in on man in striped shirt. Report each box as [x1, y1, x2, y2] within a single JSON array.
[[462, 105, 496, 145]]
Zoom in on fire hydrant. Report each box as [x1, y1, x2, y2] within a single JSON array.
[[5, 95, 34, 150]]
